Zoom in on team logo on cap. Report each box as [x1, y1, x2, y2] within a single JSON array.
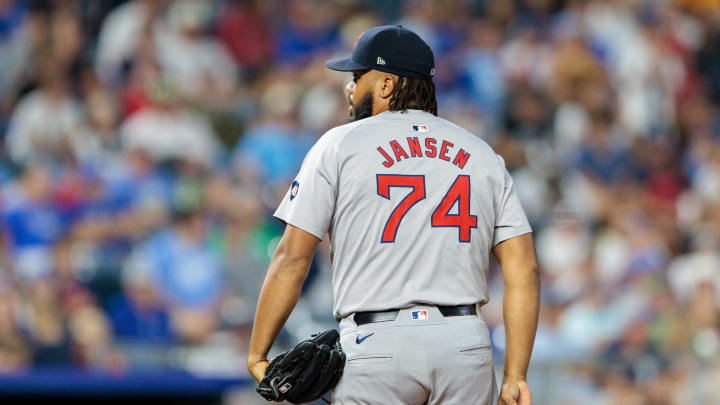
[[377, 56, 386, 65], [411, 310, 428, 320], [290, 180, 300, 201]]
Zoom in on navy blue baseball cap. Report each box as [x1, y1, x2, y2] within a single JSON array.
[[326, 25, 435, 80]]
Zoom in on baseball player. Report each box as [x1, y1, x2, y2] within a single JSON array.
[[248, 25, 540, 405]]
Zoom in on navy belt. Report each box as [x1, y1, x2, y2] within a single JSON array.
[[354, 304, 476, 326]]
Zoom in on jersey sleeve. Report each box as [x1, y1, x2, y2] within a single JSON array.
[[273, 133, 339, 240], [492, 155, 532, 247]]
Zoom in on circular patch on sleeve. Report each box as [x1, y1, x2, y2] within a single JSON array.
[[290, 180, 300, 201]]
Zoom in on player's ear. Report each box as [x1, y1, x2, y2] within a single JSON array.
[[377, 73, 397, 99]]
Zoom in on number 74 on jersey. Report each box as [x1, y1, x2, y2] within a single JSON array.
[[376, 174, 478, 243]]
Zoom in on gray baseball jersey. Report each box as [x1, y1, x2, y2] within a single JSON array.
[[274, 109, 531, 319]]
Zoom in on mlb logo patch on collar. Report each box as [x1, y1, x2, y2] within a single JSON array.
[[412, 124, 429, 133], [411, 310, 428, 320]]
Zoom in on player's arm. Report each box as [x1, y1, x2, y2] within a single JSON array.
[[247, 224, 322, 382], [492, 232, 539, 405]]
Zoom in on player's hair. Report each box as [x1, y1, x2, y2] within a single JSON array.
[[388, 76, 438, 116]]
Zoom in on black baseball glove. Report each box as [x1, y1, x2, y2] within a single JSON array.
[[257, 329, 346, 403]]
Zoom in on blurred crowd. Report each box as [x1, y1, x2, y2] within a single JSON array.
[[0, 0, 719, 404]]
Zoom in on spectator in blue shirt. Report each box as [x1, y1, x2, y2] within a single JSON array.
[[106, 260, 172, 343], [1, 164, 65, 280], [124, 205, 222, 343], [274, 0, 339, 66], [232, 76, 316, 188], [573, 114, 635, 184]]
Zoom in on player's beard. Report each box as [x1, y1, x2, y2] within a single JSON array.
[[350, 91, 374, 121]]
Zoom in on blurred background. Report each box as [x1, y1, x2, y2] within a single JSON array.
[[0, 0, 719, 404]]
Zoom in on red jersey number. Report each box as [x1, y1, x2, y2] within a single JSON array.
[[376, 174, 477, 243], [376, 174, 426, 243], [431, 175, 478, 242]]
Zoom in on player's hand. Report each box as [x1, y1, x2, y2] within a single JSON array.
[[498, 378, 531, 405], [248, 358, 269, 383]]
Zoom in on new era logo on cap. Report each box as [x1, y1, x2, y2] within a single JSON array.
[[411, 310, 428, 320], [377, 56, 386, 65]]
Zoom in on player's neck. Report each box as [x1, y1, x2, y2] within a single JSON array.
[[372, 103, 389, 116]]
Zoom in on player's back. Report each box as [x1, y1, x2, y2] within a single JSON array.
[[274, 109, 530, 319]]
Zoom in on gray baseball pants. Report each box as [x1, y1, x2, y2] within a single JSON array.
[[331, 305, 498, 404]]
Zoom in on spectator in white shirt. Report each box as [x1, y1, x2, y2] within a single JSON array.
[[5, 62, 83, 164]]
